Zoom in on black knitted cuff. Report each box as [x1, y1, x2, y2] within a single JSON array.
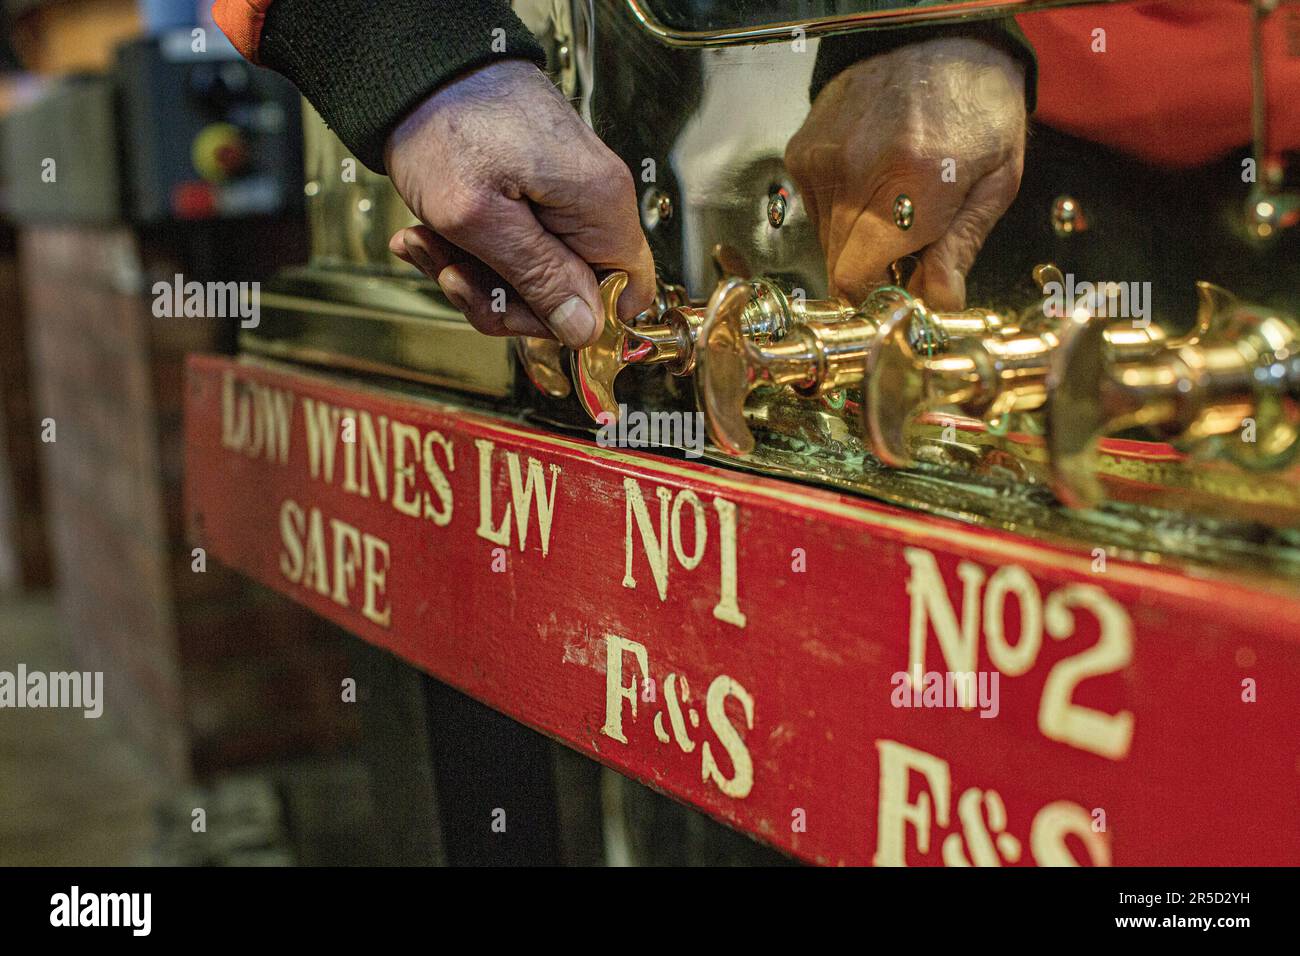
[[810, 18, 1038, 113], [259, 0, 548, 173]]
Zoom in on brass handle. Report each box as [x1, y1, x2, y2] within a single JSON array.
[[698, 283, 1004, 457], [573, 272, 851, 425], [518, 274, 690, 407], [570, 271, 697, 422], [1046, 285, 1300, 507], [1029, 262, 1228, 359], [864, 319, 1057, 468]]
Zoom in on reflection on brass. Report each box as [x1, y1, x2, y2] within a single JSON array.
[[889, 256, 920, 287], [641, 187, 674, 230], [1047, 288, 1300, 507], [574, 270, 844, 422], [700, 284, 1007, 455], [711, 243, 753, 281], [1245, 0, 1299, 242], [893, 194, 914, 231], [623, 0, 1121, 48], [767, 187, 788, 229], [866, 310, 1058, 467], [1050, 195, 1087, 237], [241, 266, 513, 397], [863, 264, 1244, 470], [515, 337, 570, 398]]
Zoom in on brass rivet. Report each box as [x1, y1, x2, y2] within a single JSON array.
[[1051, 195, 1088, 237], [767, 189, 787, 229], [893, 194, 914, 231]]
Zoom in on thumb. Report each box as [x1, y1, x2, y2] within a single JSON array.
[[451, 199, 604, 349]]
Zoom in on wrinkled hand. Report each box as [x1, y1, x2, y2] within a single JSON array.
[[385, 59, 654, 347], [785, 37, 1026, 311]]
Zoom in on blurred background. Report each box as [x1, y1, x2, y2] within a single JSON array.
[[0, 0, 378, 866]]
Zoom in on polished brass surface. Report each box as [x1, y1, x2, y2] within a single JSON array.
[[699, 283, 1012, 456], [571, 271, 852, 423], [864, 269, 1255, 476], [1046, 292, 1300, 507], [866, 314, 1057, 468], [262, 0, 1300, 548], [1027, 263, 1221, 359], [241, 266, 514, 398], [515, 337, 570, 398], [624, 0, 1119, 47], [571, 272, 680, 420]]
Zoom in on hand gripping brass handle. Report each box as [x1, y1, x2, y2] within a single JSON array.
[[573, 272, 850, 424], [517, 275, 689, 403], [571, 271, 696, 422]]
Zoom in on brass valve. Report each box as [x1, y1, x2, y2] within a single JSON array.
[[515, 277, 691, 401], [1046, 289, 1300, 507], [1027, 263, 1220, 360], [865, 315, 1060, 469], [571, 272, 844, 423], [864, 270, 1234, 474], [696, 283, 1007, 456]]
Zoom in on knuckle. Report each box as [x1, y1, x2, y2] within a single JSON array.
[[510, 254, 574, 309], [435, 185, 497, 238], [589, 156, 636, 207]]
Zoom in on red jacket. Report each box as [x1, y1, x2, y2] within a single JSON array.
[[1020, 1, 1300, 168]]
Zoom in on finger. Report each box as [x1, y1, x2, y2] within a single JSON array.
[[391, 225, 555, 337], [443, 197, 604, 348], [390, 225, 457, 277], [437, 263, 552, 338], [829, 178, 963, 304], [913, 163, 1022, 312], [531, 159, 655, 324]]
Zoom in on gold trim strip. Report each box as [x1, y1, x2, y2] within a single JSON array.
[[623, 0, 1117, 47]]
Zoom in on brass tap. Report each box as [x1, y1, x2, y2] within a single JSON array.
[[1046, 288, 1300, 507], [697, 282, 1007, 456]]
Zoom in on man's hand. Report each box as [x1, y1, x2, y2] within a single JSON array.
[[385, 59, 655, 347], [785, 37, 1026, 311]]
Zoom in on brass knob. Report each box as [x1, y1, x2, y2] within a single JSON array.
[[573, 272, 840, 423]]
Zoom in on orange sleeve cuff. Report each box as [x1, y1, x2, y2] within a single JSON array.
[[211, 0, 276, 62]]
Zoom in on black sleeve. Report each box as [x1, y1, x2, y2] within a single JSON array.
[[810, 8, 1038, 112], [258, 0, 548, 173]]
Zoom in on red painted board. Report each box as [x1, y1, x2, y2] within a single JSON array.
[[185, 355, 1300, 866]]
